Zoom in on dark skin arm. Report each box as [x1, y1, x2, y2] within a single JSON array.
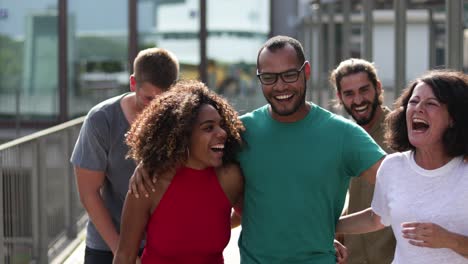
[[230, 202, 242, 229], [359, 157, 384, 184], [215, 163, 244, 229], [115, 169, 173, 264], [334, 157, 384, 242], [215, 163, 244, 206], [113, 190, 152, 264], [336, 208, 385, 234], [334, 239, 348, 264]]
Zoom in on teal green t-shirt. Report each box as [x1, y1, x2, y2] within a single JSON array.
[[237, 104, 385, 263]]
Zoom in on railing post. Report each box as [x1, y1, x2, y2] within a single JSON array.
[[394, 0, 406, 99], [362, 0, 374, 61], [64, 130, 77, 239], [31, 139, 48, 263], [446, 0, 463, 70], [31, 141, 39, 263], [341, 0, 351, 60], [316, 3, 323, 106], [327, 2, 336, 110], [0, 152, 5, 264]]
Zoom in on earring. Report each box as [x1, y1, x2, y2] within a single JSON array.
[[185, 147, 190, 160]]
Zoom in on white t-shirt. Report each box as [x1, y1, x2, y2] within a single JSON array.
[[372, 151, 468, 264]]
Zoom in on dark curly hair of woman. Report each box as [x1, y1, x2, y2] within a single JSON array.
[[126, 80, 245, 176], [385, 69, 468, 157]]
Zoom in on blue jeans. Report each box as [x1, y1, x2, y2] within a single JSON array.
[[84, 247, 113, 264]]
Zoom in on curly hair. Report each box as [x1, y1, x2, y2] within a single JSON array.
[[385, 70, 468, 157], [126, 80, 245, 176]]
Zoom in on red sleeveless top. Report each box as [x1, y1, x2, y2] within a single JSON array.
[[140, 166, 232, 264]]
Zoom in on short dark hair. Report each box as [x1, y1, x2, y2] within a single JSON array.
[[126, 80, 245, 175], [133, 48, 179, 90], [385, 70, 468, 157], [256, 35, 305, 71]]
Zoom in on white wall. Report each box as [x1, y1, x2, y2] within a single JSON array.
[[373, 10, 430, 89], [157, 0, 269, 33], [156, 0, 270, 64]]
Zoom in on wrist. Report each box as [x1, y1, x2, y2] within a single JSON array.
[[110, 238, 119, 255], [446, 231, 459, 250]]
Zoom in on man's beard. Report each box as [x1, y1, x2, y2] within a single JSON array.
[[267, 79, 307, 116], [344, 92, 380, 126], [268, 90, 306, 116]]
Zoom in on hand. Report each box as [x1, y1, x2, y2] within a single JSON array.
[[401, 222, 453, 248], [128, 162, 155, 199], [135, 256, 142, 264], [335, 233, 344, 244], [334, 239, 348, 264]]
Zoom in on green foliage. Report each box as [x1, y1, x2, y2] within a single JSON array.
[[0, 34, 24, 94], [78, 36, 127, 60]]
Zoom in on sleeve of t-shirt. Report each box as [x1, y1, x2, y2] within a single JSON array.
[[371, 157, 392, 226], [70, 109, 110, 171], [341, 121, 386, 178]]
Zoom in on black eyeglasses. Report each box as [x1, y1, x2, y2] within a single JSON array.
[[256, 61, 307, 85]]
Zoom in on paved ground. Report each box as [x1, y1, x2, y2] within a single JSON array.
[[62, 227, 241, 263]]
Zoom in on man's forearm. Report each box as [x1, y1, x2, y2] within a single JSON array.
[[336, 208, 384, 234], [80, 191, 120, 253]]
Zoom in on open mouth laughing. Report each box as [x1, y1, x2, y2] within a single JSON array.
[[353, 104, 368, 113], [210, 144, 225, 153], [412, 118, 429, 132]]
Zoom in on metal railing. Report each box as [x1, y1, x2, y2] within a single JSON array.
[[0, 117, 86, 264], [0, 90, 270, 264]]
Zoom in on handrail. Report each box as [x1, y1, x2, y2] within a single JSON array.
[[0, 116, 85, 151], [0, 116, 87, 263]]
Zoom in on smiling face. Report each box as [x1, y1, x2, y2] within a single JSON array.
[[338, 72, 382, 129], [406, 81, 452, 152], [258, 44, 311, 122], [186, 104, 227, 170]]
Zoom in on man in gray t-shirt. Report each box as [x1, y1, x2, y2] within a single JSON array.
[[71, 48, 179, 264]]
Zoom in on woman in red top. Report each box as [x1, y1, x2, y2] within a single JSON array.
[[113, 80, 245, 264]]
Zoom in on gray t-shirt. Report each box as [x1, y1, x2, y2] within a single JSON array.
[[71, 93, 136, 251]]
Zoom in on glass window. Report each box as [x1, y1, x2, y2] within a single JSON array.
[[463, 3, 468, 73], [137, 0, 271, 114], [68, 0, 128, 118], [138, 0, 199, 80], [207, 0, 270, 114], [0, 1, 59, 121]]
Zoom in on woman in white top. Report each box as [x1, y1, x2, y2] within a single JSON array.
[[336, 70, 468, 264]]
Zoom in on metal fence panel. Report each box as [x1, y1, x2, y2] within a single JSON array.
[[0, 117, 86, 264]]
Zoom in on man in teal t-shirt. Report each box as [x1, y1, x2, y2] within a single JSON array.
[[128, 36, 385, 263], [235, 35, 385, 263]]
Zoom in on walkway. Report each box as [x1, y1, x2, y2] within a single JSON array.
[[61, 227, 242, 263]]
